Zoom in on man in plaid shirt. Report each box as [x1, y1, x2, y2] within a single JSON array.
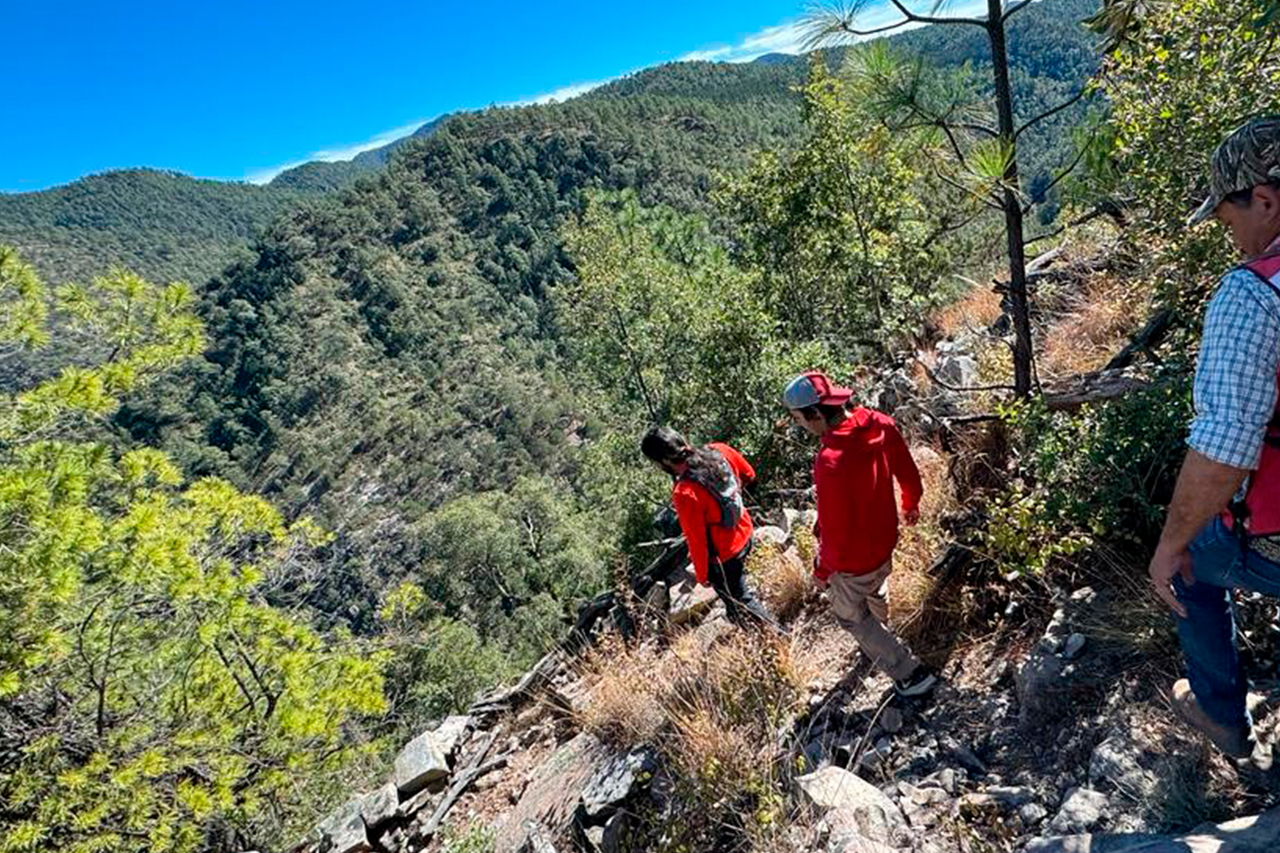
[[1149, 117, 1280, 760]]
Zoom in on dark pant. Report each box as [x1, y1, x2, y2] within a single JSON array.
[[1174, 517, 1280, 730], [708, 542, 776, 629]]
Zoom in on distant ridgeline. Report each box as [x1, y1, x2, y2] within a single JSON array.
[[94, 0, 1104, 639], [0, 0, 1096, 290]]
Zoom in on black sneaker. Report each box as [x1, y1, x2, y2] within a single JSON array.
[[894, 665, 938, 698]]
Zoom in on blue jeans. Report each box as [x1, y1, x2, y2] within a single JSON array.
[[1175, 517, 1280, 730]]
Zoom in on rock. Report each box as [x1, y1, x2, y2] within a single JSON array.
[[936, 354, 979, 388], [936, 768, 958, 795], [753, 525, 789, 549], [494, 733, 608, 853], [959, 786, 1036, 817], [855, 739, 893, 772], [643, 580, 670, 615], [829, 830, 901, 853], [897, 782, 950, 829], [1064, 632, 1087, 660], [358, 781, 399, 830], [669, 579, 719, 625], [782, 508, 800, 535], [879, 707, 904, 734], [315, 798, 371, 853], [1089, 733, 1158, 799], [580, 746, 659, 821], [1028, 804, 1280, 852], [798, 766, 907, 846], [944, 740, 988, 775], [598, 812, 630, 853], [393, 715, 471, 796], [1021, 803, 1048, 825], [1048, 787, 1109, 835]]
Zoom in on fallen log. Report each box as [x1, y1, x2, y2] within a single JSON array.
[[1043, 371, 1150, 411], [1102, 307, 1175, 372]]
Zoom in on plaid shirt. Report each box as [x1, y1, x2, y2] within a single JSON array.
[[1189, 261, 1280, 469]]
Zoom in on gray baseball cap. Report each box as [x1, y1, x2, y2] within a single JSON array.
[[1189, 116, 1280, 225]]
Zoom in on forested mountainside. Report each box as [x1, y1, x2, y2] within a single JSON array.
[[0, 0, 1097, 291], [113, 0, 1102, 641], [0, 170, 325, 286]]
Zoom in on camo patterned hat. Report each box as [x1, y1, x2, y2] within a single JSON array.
[[1189, 116, 1280, 225]]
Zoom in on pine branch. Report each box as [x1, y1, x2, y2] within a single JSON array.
[[1015, 87, 1089, 140]]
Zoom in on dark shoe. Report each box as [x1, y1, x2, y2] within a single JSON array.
[[1171, 679, 1254, 758], [895, 665, 938, 698]]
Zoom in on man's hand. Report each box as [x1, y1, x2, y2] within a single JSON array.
[[812, 555, 828, 589], [1148, 544, 1195, 619], [903, 507, 920, 527]]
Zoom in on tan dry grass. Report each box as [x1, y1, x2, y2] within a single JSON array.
[[577, 627, 818, 808], [891, 444, 958, 642], [575, 634, 665, 747], [747, 541, 812, 623], [933, 282, 1005, 340], [1039, 274, 1151, 381]]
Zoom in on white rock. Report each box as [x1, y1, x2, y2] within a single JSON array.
[[1064, 633, 1087, 660], [797, 766, 907, 845], [752, 525, 788, 548], [393, 715, 470, 796], [315, 798, 371, 853], [1048, 787, 1109, 834], [1089, 734, 1157, 799]]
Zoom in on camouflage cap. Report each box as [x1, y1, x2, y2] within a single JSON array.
[[1189, 116, 1280, 225]]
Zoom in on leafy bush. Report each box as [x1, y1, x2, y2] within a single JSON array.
[[981, 379, 1192, 575]]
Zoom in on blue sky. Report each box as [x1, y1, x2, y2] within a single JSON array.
[[5, 0, 979, 192]]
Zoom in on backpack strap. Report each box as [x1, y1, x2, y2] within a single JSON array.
[[1238, 252, 1280, 300]]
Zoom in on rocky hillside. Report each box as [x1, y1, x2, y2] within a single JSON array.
[[298, 504, 1280, 853]]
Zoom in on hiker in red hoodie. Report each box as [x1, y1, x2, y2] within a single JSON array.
[[783, 371, 937, 697], [641, 426, 775, 629]]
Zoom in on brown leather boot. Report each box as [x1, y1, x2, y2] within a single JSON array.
[[1171, 679, 1255, 758]]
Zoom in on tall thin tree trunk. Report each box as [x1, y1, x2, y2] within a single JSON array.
[[986, 0, 1034, 397]]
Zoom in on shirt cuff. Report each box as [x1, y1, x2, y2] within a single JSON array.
[[1187, 418, 1265, 470]]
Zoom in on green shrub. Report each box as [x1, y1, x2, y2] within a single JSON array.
[[982, 378, 1192, 575]]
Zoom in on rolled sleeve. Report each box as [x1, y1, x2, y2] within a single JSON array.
[[1189, 270, 1280, 469]]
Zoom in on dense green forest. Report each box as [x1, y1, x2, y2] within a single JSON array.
[[21, 0, 1254, 846]]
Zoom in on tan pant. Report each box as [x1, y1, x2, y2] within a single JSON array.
[[827, 559, 919, 681]]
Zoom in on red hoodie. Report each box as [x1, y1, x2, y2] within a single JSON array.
[[812, 408, 922, 580], [672, 442, 756, 585]]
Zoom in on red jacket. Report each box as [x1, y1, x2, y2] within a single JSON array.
[[812, 408, 922, 580], [672, 442, 756, 585]]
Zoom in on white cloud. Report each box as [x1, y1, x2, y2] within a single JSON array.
[[677, 0, 991, 65], [244, 118, 430, 185], [679, 20, 809, 64], [518, 79, 614, 105]]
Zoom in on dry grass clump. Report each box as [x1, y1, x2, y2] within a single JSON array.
[[1039, 274, 1150, 380], [933, 281, 1004, 340], [576, 628, 818, 848], [747, 541, 812, 623], [576, 634, 665, 746], [891, 444, 958, 640]]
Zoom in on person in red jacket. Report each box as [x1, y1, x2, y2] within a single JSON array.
[[641, 426, 775, 629], [783, 371, 937, 697]]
